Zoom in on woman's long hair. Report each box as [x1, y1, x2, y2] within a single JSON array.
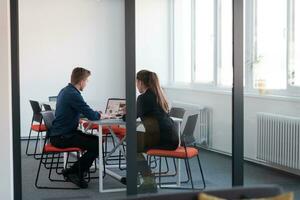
[[136, 70, 169, 113]]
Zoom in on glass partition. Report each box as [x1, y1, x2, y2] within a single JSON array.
[[244, 0, 300, 198], [136, 0, 233, 194]]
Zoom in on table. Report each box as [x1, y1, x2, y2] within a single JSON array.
[[85, 117, 182, 193]]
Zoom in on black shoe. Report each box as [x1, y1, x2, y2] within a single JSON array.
[[137, 182, 158, 194], [119, 177, 142, 186], [120, 177, 127, 185], [66, 172, 88, 189], [62, 168, 72, 181]]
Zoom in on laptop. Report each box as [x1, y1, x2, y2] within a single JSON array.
[[104, 98, 126, 119]]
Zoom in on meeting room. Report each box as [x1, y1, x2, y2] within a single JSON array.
[[1, 0, 300, 200]]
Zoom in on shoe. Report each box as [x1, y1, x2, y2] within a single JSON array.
[[66, 172, 88, 189], [120, 177, 127, 185], [62, 168, 72, 181], [119, 177, 142, 186], [137, 182, 158, 194]]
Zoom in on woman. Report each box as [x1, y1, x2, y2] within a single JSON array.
[[136, 69, 179, 150], [135, 69, 179, 193]]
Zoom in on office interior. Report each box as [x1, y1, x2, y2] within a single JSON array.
[[1, 0, 300, 199]]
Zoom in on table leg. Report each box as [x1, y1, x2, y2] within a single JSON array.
[[177, 121, 181, 186], [99, 125, 103, 192]]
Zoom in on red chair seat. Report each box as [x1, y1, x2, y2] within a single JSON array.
[[31, 124, 47, 132], [44, 144, 82, 153], [102, 126, 126, 138], [82, 122, 99, 130], [147, 146, 198, 159]]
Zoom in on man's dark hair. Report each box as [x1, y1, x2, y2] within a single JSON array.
[[71, 67, 91, 85]]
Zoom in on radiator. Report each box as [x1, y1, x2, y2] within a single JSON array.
[[172, 101, 212, 147], [257, 112, 300, 170]]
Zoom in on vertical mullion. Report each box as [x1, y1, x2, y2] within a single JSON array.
[[232, 0, 244, 186], [10, 0, 22, 199], [245, 0, 253, 91], [169, 0, 175, 84], [125, 0, 137, 195], [215, 0, 220, 86]]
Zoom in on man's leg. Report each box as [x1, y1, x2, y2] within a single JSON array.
[[50, 131, 98, 188], [69, 131, 99, 174]]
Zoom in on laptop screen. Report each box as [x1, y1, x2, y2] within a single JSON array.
[[105, 98, 126, 117]]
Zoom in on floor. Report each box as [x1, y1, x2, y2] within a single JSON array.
[[21, 140, 300, 200]]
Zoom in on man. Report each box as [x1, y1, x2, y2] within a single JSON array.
[[49, 67, 101, 188]]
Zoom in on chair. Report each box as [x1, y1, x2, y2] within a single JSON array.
[[48, 96, 57, 102], [43, 103, 53, 111], [148, 107, 186, 177], [35, 111, 83, 189], [146, 114, 206, 190], [169, 107, 185, 119], [25, 100, 47, 159]]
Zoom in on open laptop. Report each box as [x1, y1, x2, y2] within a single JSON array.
[[103, 98, 126, 119]]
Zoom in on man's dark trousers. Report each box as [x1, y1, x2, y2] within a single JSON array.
[[50, 130, 98, 175]]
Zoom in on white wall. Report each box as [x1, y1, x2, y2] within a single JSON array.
[[136, 0, 170, 84], [0, 0, 14, 199], [19, 0, 125, 137], [165, 87, 300, 161]]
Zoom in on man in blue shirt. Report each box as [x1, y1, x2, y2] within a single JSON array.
[[50, 67, 101, 188]]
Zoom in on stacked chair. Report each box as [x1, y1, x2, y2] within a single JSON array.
[[26, 100, 47, 159]]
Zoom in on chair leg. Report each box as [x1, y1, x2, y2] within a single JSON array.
[[158, 157, 162, 188], [25, 124, 33, 156], [35, 151, 80, 189], [35, 150, 44, 188], [186, 158, 194, 189], [48, 153, 56, 181], [197, 155, 206, 189], [103, 144, 106, 178], [33, 131, 41, 159], [56, 153, 63, 175]]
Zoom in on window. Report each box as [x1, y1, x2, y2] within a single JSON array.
[[252, 0, 287, 90], [195, 0, 214, 83], [290, 0, 300, 87], [173, 0, 233, 87], [219, 0, 233, 86], [172, 0, 300, 96], [173, 0, 192, 83]]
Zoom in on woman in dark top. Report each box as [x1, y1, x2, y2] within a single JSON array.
[[135, 69, 179, 193], [136, 70, 179, 150]]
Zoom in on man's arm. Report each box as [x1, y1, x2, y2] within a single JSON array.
[[71, 94, 100, 121]]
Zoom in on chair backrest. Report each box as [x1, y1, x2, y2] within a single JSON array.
[[169, 107, 185, 119], [29, 100, 43, 122], [48, 96, 57, 102], [43, 104, 52, 111], [181, 114, 198, 146], [40, 111, 55, 138]]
